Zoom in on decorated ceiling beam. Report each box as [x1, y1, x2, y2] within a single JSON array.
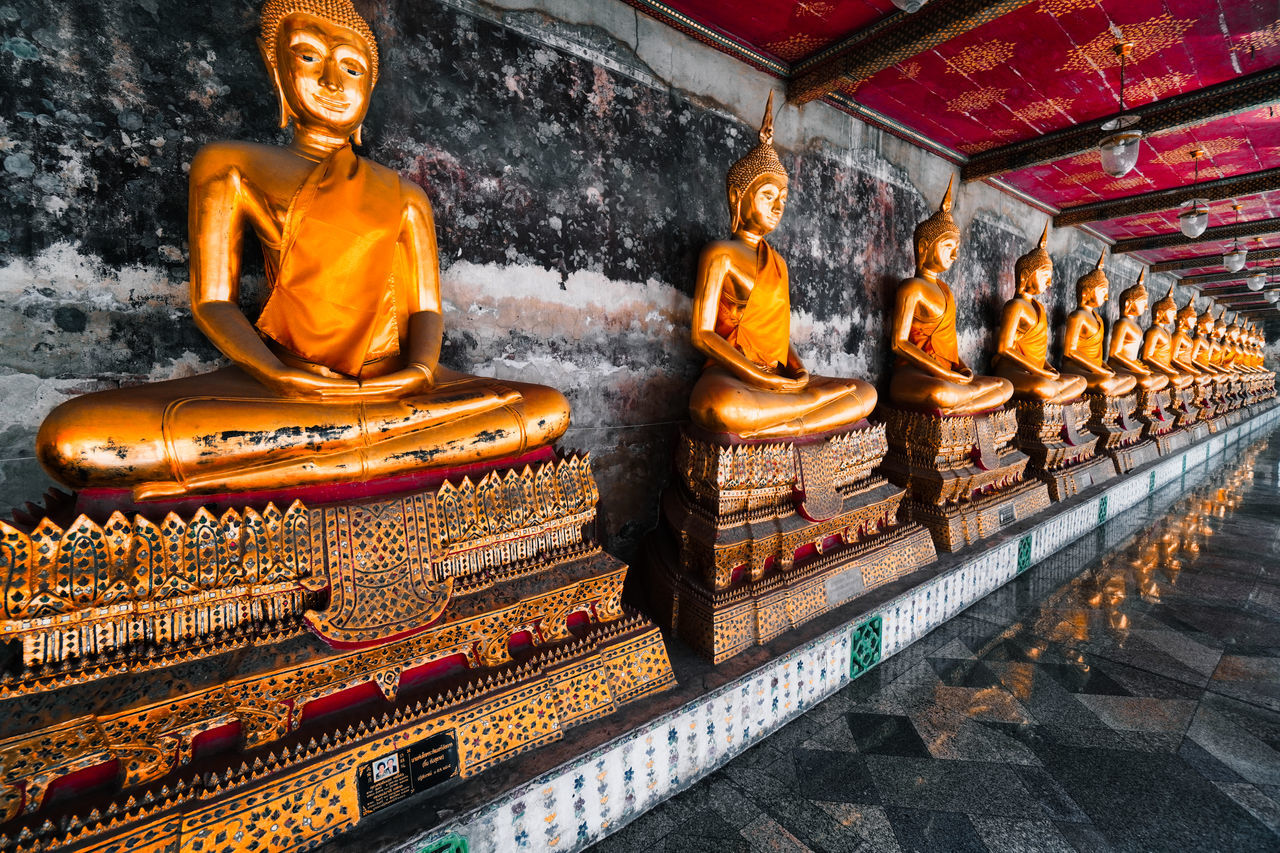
[[1111, 217, 1280, 254], [1054, 168, 1280, 228], [962, 67, 1280, 182], [1191, 284, 1280, 298], [1150, 246, 1280, 273], [787, 0, 1037, 105], [1179, 266, 1280, 287]]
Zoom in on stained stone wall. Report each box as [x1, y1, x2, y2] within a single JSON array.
[[0, 0, 1196, 558]]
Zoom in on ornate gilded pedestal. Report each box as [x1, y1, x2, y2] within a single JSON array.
[[1169, 385, 1210, 443], [0, 452, 674, 850], [649, 423, 936, 663], [1132, 387, 1188, 454], [1084, 392, 1158, 473], [1010, 398, 1114, 501], [879, 407, 1050, 552]]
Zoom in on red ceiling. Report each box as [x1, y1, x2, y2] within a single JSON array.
[[635, 0, 1280, 306]]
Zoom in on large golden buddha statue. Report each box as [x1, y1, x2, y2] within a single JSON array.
[[888, 179, 1013, 415], [38, 0, 569, 500], [992, 226, 1087, 404], [688, 94, 875, 438], [1107, 271, 1168, 395], [1061, 251, 1137, 397], [1141, 284, 1195, 391], [1171, 300, 1205, 381]]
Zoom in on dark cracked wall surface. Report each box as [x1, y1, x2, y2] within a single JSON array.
[[0, 0, 1164, 558]]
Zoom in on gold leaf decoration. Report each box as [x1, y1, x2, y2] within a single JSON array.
[[898, 60, 922, 79], [1125, 71, 1195, 104], [1235, 21, 1280, 53], [946, 87, 1009, 115], [1012, 98, 1074, 124], [1038, 0, 1097, 14], [945, 40, 1016, 76], [1059, 15, 1195, 73], [763, 33, 827, 62]]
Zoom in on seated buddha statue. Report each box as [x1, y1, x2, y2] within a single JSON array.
[[991, 226, 1086, 404], [1192, 308, 1228, 381], [1140, 285, 1194, 390], [1171, 300, 1205, 381], [1061, 251, 1137, 397], [887, 178, 1013, 415], [688, 93, 875, 439], [38, 0, 570, 500], [1106, 271, 1168, 394]]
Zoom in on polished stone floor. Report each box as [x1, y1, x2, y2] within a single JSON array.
[[591, 429, 1280, 853]]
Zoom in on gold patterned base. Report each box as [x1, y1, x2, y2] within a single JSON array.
[[1135, 388, 1176, 440], [1152, 427, 1194, 455], [1010, 399, 1111, 501], [905, 478, 1051, 552], [0, 453, 674, 847], [650, 522, 935, 664], [1084, 392, 1144, 452], [880, 405, 1048, 552], [1105, 437, 1161, 474], [0, 609, 671, 852], [648, 423, 936, 662]]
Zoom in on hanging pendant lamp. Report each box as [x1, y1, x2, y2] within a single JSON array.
[[1223, 204, 1247, 271], [1099, 41, 1142, 178], [1177, 149, 1209, 238]]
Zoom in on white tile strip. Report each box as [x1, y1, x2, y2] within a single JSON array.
[[400, 405, 1280, 853]]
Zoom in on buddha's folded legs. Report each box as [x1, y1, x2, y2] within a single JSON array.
[[38, 366, 570, 499], [688, 366, 876, 439], [1113, 369, 1168, 393], [993, 361, 1086, 405], [888, 364, 1013, 416], [1062, 369, 1137, 397]]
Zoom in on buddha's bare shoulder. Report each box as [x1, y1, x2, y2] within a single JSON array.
[[189, 140, 304, 181]]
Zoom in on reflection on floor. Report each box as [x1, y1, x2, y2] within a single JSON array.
[[590, 429, 1280, 853]]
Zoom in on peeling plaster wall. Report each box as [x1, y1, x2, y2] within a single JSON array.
[[0, 0, 1167, 558]]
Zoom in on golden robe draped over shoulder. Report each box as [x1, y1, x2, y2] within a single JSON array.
[[714, 240, 790, 370], [1014, 301, 1049, 366], [904, 279, 960, 370], [256, 145, 408, 378], [1076, 310, 1105, 366]]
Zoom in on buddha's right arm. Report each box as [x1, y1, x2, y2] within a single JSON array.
[[890, 283, 967, 383], [691, 249, 802, 391], [996, 302, 1052, 377]]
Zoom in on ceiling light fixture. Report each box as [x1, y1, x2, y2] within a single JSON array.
[[1248, 270, 1267, 291], [1099, 41, 1142, 178], [1178, 149, 1210, 238], [1223, 204, 1248, 272]]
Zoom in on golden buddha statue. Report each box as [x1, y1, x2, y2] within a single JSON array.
[[1171, 300, 1205, 380], [888, 178, 1013, 415], [1193, 308, 1227, 379], [1106, 271, 1169, 394], [1061, 251, 1137, 397], [992, 225, 1086, 404], [38, 0, 570, 500], [688, 93, 875, 438], [1141, 284, 1194, 390], [1146, 284, 1192, 389]]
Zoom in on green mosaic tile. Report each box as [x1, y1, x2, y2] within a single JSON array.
[[1097, 496, 1108, 525], [850, 615, 882, 680], [1183, 455, 1188, 473], [1017, 536, 1033, 574], [1148, 470, 1156, 493], [422, 835, 467, 853]]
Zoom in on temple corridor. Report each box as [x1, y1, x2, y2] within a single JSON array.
[[591, 429, 1280, 853]]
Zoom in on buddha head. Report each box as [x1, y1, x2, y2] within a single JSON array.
[[1176, 300, 1198, 333], [726, 93, 789, 236], [1215, 314, 1228, 340], [914, 176, 961, 276], [1118, 269, 1148, 318], [259, 0, 379, 143], [1152, 284, 1177, 326], [1075, 249, 1108, 309], [1014, 224, 1052, 297], [1197, 308, 1215, 337]]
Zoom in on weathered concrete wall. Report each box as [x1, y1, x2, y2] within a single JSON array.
[[0, 0, 1178, 558]]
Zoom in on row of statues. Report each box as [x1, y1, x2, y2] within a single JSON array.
[[0, 2, 1273, 848]]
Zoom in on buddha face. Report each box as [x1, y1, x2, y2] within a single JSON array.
[[1154, 304, 1175, 325], [921, 235, 959, 274], [734, 175, 788, 236], [1125, 292, 1147, 317], [268, 12, 374, 137], [1018, 262, 1051, 296]]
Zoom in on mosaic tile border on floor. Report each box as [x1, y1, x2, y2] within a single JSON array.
[[402, 405, 1280, 853]]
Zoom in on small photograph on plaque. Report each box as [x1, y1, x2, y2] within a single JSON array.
[[372, 753, 400, 782], [357, 731, 459, 815]]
